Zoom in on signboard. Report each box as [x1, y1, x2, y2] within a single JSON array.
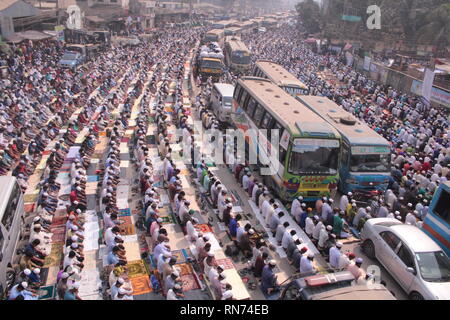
[[342, 15, 362, 22], [411, 79, 450, 108], [351, 146, 390, 155], [293, 139, 339, 152], [280, 130, 290, 150], [422, 68, 435, 105]]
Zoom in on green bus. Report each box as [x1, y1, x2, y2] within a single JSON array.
[[232, 77, 341, 202]]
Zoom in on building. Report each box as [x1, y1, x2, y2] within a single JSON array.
[[0, 0, 41, 38]]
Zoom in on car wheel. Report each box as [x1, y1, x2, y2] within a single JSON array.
[[409, 292, 424, 300], [362, 240, 376, 259]]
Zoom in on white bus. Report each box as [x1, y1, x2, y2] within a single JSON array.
[[253, 60, 310, 96], [0, 177, 25, 296], [210, 83, 235, 123]]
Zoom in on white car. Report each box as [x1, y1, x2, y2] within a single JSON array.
[[360, 218, 450, 300]]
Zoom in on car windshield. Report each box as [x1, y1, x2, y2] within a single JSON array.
[[415, 251, 450, 282], [288, 141, 339, 175], [62, 53, 78, 61], [350, 153, 391, 173], [223, 96, 232, 107]]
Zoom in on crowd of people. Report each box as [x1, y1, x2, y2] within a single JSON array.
[[2, 18, 449, 301]]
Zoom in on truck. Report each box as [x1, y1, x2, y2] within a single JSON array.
[[58, 44, 100, 70], [194, 42, 225, 82]]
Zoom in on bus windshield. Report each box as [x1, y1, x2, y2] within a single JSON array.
[[200, 59, 222, 69], [283, 86, 309, 96], [289, 140, 339, 175], [231, 51, 251, 65], [350, 153, 390, 173], [205, 35, 219, 42]]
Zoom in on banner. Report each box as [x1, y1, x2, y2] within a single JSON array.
[[422, 68, 435, 105], [363, 56, 371, 71], [411, 79, 450, 108]]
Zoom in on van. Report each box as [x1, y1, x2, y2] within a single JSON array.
[[0, 177, 25, 296], [210, 83, 234, 123]]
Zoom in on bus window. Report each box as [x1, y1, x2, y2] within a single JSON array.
[[247, 97, 257, 117], [241, 92, 249, 110], [234, 84, 242, 100], [0, 228, 4, 254], [1, 183, 20, 232], [279, 147, 287, 166], [342, 142, 350, 166], [252, 104, 265, 127], [434, 188, 450, 224], [260, 112, 273, 130]]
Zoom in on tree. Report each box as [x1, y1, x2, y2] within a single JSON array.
[[296, 0, 322, 35], [416, 3, 450, 56]]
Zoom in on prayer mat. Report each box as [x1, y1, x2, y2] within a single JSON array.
[[127, 259, 148, 279], [87, 175, 99, 182], [42, 150, 51, 156], [160, 215, 175, 225], [181, 274, 200, 292], [174, 263, 194, 276], [215, 258, 234, 270], [99, 131, 107, 137], [130, 275, 152, 295], [120, 224, 136, 235], [24, 203, 35, 213], [24, 194, 38, 203], [119, 208, 131, 217], [119, 215, 133, 226], [121, 137, 130, 143], [58, 194, 70, 201], [51, 230, 66, 244], [171, 249, 187, 264], [38, 285, 55, 300], [195, 224, 213, 234], [44, 243, 64, 267], [50, 216, 67, 227]]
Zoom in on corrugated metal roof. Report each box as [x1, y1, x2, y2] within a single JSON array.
[[0, 0, 19, 12]]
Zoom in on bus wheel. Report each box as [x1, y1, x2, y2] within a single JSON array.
[[362, 240, 376, 259]]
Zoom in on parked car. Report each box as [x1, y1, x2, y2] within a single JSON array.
[[58, 51, 85, 70], [361, 218, 450, 300], [279, 271, 396, 300]]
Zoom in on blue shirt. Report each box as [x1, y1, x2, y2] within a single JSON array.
[[229, 219, 238, 237], [261, 265, 276, 294], [107, 252, 120, 265], [64, 290, 76, 300]]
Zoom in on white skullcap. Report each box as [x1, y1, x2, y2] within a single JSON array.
[[336, 242, 343, 248], [33, 268, 41, 274], [268, 260, 276, 266], [24, 269, 31, 276], [308, 252, 315, 258], [326, 225, 333, 231], [222, 291, 233, 299], [21, 282, 28, 288]]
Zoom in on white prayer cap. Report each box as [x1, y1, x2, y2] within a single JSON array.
[[308, 252, 315, 258], [336, 242, 343, 248], [163, 252, 172, 258], [248, 229, 255, 235], [21, 282, 28, 288], [71, 243, 79, 249], [33, 216, 40, 222], [24, 269, 31, 276], [222, 291, 233, 299], [326, 225, 333, 231], [76, 209, 82, 214], [33, 268, 40, 274], [71, 225, 78, 231], [268, 260, 276, 266], [71, 235, 78, 241], [208, 252, 215, 257], [157, 218, 163, 223]]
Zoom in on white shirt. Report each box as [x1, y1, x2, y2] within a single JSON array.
[[299, 256, 314, 274], [166, 289, 178, 300], [305, 217, 315, 236], [329, 247, 341, 269]]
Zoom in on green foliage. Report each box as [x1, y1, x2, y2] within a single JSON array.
[[295, 0, 322, 35]]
